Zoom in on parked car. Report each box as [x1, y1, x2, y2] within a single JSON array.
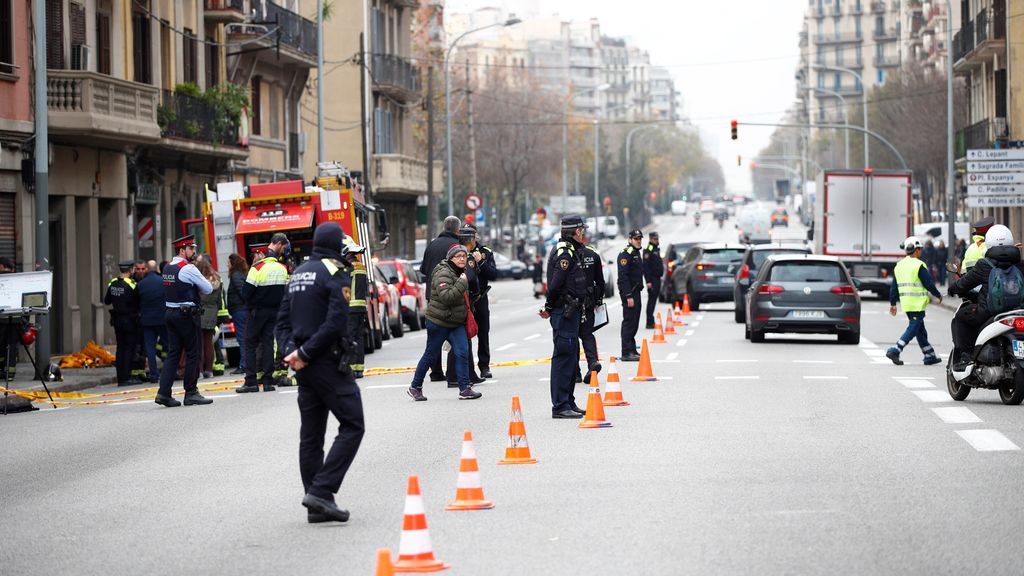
[[745, 254, 860, 344], [377, 259, 426, 331], [671, 200, 688, 215], [603, 259, 615, 298], [374, 265, 403, 340], [770, 207, 789, 227], [493, 252, 527, 279], [733, 243, 812, 323], [667, 243, 747, 309]]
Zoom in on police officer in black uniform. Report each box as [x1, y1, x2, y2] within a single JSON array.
[[278, 223, 364, 524], [469, 226, 498, 379], [104, 260, 141, 386], [540, 215, 590, 419], [575, 240, 605, 384], [643, 231, 664, 329], [617, 229, 645, 361], [155, 235, 214, 408]]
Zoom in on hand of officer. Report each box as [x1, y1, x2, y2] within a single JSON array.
[[889, 305, 897, 317], [538, 309, 551, 319], [473, 251, 483, 262], [283, 350, 307, 371], [646, 282, 652, 289], [627, 297, 635, 308]]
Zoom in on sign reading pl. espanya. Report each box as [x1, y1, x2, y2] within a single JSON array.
[[967, 149, 1024, 161]]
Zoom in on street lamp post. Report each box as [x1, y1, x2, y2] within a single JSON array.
[[562, 84, 610, 211], [593, 120, 600, 239], [625, 124, 661, 204], [811, 64, 868, 167], [945, 0, 956, 264], [444, 17, 521, 215], [805, 86, 850, 169]]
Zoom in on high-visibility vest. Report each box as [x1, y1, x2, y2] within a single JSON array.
[[961, 235, 987, 272], [895, 257, 930, 312]]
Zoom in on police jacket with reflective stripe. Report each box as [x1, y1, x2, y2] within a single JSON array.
[[275, 257, 350, 364]]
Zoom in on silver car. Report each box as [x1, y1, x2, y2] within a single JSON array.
[[745, 254, 861, 344]]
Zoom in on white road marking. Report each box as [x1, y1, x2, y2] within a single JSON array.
[[365, 384, 410, 390], [665, 352, 679, 361], [871, 357, 892, 364], [697, 315, 705, 320], [539, 377, 550, 381], [716, 359, 757, 363], [859, 338, 877, 349], [523, 333, 540, 341], [956, 430, 1020, 452], [676, 339, 688, 347], [278, 389, 299, 394], [891, 376, 935, 380], [897, 379, 935, 389], [496, 343, 517, 352], [793, 360, 834, 364], [714, 376, 760, 380], [932, 407, 982, 424], [862, 349, 886, 357], [684, 330, 695, 337], [861, 310, 881, 315], [912, 390, 954, 403], [651, 360, 681, 364], [803, 376, 848, 380], [690, 321, 701, 327]]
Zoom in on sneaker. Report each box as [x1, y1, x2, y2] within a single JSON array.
[[407, 387, 427, 401], [202, 371, 213, 379], [885, 348, 904, 366], [458, 387, 482, 400], [923, 356, 942, 366], [263, 384, 276, 392]]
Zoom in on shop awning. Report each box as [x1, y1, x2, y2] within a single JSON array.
[[236, 202, 315, 235]]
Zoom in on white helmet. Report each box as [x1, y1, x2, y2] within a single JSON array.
[[985, 224, 1014, 247], [902, 236, 923, 253]]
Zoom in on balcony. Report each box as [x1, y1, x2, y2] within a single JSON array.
[[873, 27, 899, 41], [157, 91, 248, 159], [46, 70, 161, 147], [372, 154, 440, 197], [954, 118, 1010, 159], [204, 0, 246, 23], [229, 1, 317, 67], [817, 32, 863, 44], [874, 54, 899, 68], [372, 54, 420, 103]]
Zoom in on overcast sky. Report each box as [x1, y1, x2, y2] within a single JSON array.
[[445, 0, 808, 193]]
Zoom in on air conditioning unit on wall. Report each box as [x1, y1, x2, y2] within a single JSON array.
[[71, 45, 90, 71]]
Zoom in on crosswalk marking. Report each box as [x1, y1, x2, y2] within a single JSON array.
[[496, 343, 517, 352], [956, 430, 1020, 452], [665, 352, 679, 361], [523, 333, 540, 341], [912, 390, 953, 403], [676, 339, 688, 347], [862, 349, 886, 357], [932, 407, 981, 424], [803, 376, 848, 380], [897, 379, 934, 389], [714, 376, 759, 380], [684, 330, 695, 336]]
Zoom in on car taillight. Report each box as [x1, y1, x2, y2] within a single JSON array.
[[739, 264, 750, 280], [999, 317, 1024, 332], [695, 263, 716, 271], [881, 269, 888, 278], [223, 322, 235, 332], [758, 284, 784, 294], [830, 285, 856, 295]]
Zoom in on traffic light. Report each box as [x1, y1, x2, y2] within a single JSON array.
[[737, 155, 742, 166], [730, 120, 738, 140]]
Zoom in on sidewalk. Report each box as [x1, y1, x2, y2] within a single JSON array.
[[0, 361, 116, 413]]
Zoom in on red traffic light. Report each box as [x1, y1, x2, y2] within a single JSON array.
[[730, 120, 738, 140]]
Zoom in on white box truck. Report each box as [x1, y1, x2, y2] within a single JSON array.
[[813, 170, 913, 297]]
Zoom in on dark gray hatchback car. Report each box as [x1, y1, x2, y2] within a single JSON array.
[[744, 254, 861, 344]]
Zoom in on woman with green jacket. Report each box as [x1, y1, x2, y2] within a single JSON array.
[[407, 244, 481, 401]]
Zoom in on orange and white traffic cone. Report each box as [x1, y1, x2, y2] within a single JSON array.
[[376, 548, 395, 576], [579, 372, 612, 428], [499, 395, 537, 464], [682, 294, 692, 316], [663, 311, 678, 335], [673, 302, 684, 326], [651, 313, 667, 343], [631, 339, 657, 382], [393, 475, 451, 573], [603, 357, 630, 406], [446, 430, 495, 511]]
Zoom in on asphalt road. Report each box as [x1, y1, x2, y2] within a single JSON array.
[[3, 206, 1024, 575]]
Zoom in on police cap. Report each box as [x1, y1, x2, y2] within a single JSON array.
[[172, 234, 197, 249], [249, 242, 269, 254], [648, 231, 659, 239], [118, 260, 134, 272], [972, 216, 995, 233], [458, 224, 478, 238], [629, 229, 644, 239], [560, 214, 587, 229]]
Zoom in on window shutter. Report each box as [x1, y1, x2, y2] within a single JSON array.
[[97, 13, 111, 75], [46, 0, 64, 69]]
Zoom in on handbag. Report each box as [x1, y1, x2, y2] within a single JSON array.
[[464, 293, 478, 338]]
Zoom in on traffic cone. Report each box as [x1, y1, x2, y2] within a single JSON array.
[[682, 294, 692, 316], [631, 339, 657, 382], [393, 475, 451, 573], [579, 372, 612, 428], [603, 357, 630, 406], [376, 549, 395, 576], [651, 313, 667, 343], [664, 311, 678, 335], [499, 395, 537, 464], [672, 302, 684, 326], [446, 430, 495, 511]]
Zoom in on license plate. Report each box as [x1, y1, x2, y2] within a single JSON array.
[[853, 265, 878, 278], [791, 310, 826, 319], [719, 277, 734, 284], [1013, 340, 1024, 360]]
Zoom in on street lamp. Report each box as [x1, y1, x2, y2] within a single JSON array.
[[804, 85, 850, 169], [625, 124, 662, 205], [445, 17, 522, 215], [945, 0, 955, 265], [810, 64, 868, 167], [562, 83, 611, 211]]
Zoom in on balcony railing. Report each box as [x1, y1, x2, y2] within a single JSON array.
[[251, 0, 317, 56], [46, 70, 160, 144], [871, 1, 885, 14], [817, 32, 863, 44], [874, 54, 899, 67], [976, 7, 989, 44], [205, 0, 245, 12], [955, 118, 991, 159], [372, 54, 420, 96], [159, 91, 242, 147], [373, 154, 432, 195], [873, 27, 899, 40]]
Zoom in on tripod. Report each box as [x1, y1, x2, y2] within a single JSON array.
[[1, 312, 56, 415]]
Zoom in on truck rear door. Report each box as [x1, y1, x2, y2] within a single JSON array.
[[866, 174, 911, 258], [822, 173, 866, 257]]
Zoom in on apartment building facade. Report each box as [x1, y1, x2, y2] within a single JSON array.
[[0, 0, 30, 273]]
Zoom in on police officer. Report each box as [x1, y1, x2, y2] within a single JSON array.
[[344, 237, 369, 379], [617, 229, 645, 361], [446, 225, 483, 386], [643, 231, 664, 329], [155, 235, 214, 407], [278, 223, 364, 524], [540, 215, 590, 419], [237, 233, 289, 393], [576, 239, 605, 384], [104, 260, 141, 386], [960, 216, 994, 272], [469, 225, 498, 379]]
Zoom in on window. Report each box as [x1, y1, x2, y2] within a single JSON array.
[[855, 44, 861, 65], [877, 69, 885, 84], [132, 8, 152, 83], [182, 28, 197, 85], [205, 36, 218, 87], [46, 0, 64, 69], [855, 17, 861, 38], [768, 262, 842, 283], [835, 45, 843, 65], [874, 15, 884, 35], [268, 83, 279, 139], [251, 76, 261, 135], [834, 72, 841, 91], [0, 0, 12, 74], [96, 13, 111, 75]]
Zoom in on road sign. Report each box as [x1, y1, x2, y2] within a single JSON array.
[[967, 184, 1024, 196], [968, 149, 1024, 161], [967, 160, 1024, 172], [465, 194, 481, 211], [966, 172, 1024, 185], [968, 195, 1024, 208], [137, 217, 154, 248]]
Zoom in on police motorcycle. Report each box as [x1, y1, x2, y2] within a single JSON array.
[[945, 261, 1024, 405]]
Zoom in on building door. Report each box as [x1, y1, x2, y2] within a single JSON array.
[[48, 217, 64, 353]]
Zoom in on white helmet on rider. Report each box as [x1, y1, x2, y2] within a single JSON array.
[[902, 236, 923, 254], [985, 224, 1014, 247]]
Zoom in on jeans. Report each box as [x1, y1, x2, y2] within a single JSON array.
[[894, 311, 936, 357], [412, 320, 469, 390], [142, 325, 168, 380], [229, 306, 247, 370]]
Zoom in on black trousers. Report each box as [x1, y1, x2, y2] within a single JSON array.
[[476, 297, 491, 371], [245, 308, 278, 387], [158, 309, 201, 397], [621, 290, 642, 355], [646, 280, 661, 325], [347, 311, 366, 371], [297, 360, 365, 500], [549, 307, 581, 413], [953, 302, 989, 353], [113, 321, 138, 383], [0, 320, 19, 379], [579, 308, 598, 372]]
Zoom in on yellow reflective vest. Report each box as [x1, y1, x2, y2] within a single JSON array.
[[894, 257, 930, 312]]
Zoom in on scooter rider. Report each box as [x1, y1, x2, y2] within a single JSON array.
[[948, 224, 1024, 371]]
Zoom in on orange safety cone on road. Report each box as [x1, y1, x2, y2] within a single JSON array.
[[579, 372, 612, 428], [393, 476, 450, 573], [446, 430, 495, 511], [631, 339, 657, 382], [651, 314, 667, 343], [499, 395, 537, 464], [682, 294, 692, 316], [376, 549, 395, 576], [603, 357, 630, 406], [673, 302, 685, 326], [664, 311, 678, 335]]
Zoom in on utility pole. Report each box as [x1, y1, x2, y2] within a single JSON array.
[[426, 65, 437, 239], [466, 60, 478, 201], [316, 0, 324, 163], [33, 0, 50, 377]]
